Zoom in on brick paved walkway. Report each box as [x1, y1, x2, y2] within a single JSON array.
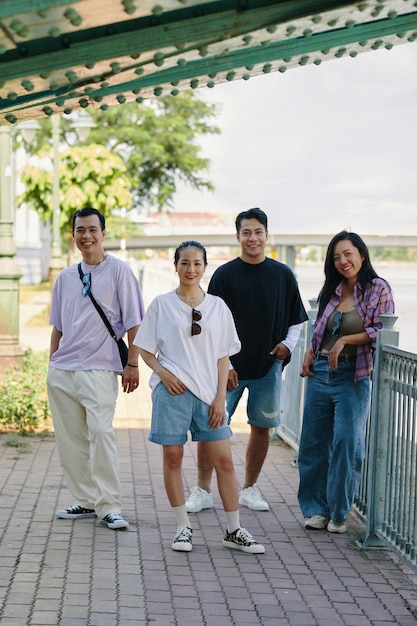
[[1, 380, 417, 625], [1, 297, 416, 624]]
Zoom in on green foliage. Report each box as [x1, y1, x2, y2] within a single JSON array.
[[16, 92, 220, 243], [87, 93, 220, 210], [17, 164, 51, 218], [61, 144, 132, 232], [17, 144, 131, 238], [0, 350, 50, 434], [368, 247, 417, 262], [105, 214, 145, 242]]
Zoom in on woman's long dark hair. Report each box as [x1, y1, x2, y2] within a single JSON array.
[[317, 231, 380, 316]]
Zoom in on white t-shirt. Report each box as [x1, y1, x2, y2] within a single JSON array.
[[49, 255, 144, 373], [134, 290, 241, 406]]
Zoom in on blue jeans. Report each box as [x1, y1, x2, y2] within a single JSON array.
[[297, 359, 370, 523], [149, 383, 232, 445], [227, 359, 283, 429]]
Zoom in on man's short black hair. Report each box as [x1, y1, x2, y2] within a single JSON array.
[[235, 208, 268, 233], [72, 207, 105, 231]]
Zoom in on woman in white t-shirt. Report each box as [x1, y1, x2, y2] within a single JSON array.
[[134, 241, 265, 555]]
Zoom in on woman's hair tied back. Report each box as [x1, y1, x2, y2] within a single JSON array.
[[174, 240, 208, 266]]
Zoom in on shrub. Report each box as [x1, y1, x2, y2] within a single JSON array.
[[0, 349, 50, 434]]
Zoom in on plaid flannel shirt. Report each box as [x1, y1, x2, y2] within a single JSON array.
[[311, 278, 395, 381]]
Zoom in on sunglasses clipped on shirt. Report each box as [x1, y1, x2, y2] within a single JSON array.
[[191, 308, 202, 336], [82, 272, 91, 297], [331, 310, 343, 336]]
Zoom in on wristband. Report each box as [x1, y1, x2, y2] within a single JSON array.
[[127, 363, 138, 368]]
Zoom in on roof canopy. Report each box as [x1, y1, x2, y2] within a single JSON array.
[[1, 0, 416, 125]]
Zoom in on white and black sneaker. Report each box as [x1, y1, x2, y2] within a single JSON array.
[[101, 513, 129, 530], [223, 527, 265, 554], [55, 505, 96, 519], [171, 525, 193, 552]]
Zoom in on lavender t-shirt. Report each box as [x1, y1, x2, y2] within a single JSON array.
[[49, 255, 144, 373]]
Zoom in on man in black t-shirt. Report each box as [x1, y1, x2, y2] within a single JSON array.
[[186, 208, 307, 512]]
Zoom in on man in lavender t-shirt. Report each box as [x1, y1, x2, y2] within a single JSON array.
[[47, 207, 144, 530]]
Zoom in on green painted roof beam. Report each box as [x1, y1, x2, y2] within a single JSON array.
[[0, 0, 81, 20], [113, 10, 417, 87], [0, 1, 359, 80], [2, 9, 417, 119], [1, 1, 417, 123]]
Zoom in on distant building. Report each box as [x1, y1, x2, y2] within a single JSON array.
[[144, 210, 234, 235]]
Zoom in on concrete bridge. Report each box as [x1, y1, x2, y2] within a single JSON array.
[[105, 231, 417, 250], [104, 231, 417, 272]]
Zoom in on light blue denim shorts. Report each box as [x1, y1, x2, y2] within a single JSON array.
[[149, 382, 233, 445], [227, 359, 283, 429]]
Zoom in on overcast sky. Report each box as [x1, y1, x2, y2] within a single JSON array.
[[173, 40, 417, 236]]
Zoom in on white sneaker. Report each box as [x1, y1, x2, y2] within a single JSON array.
[[239, 485, 269, 511], [185, 486, 214, 513], [172, 525, 193, 552], [305, 515, 329, 530], [101, 513, 129, 530], [327, 519, 347, 533]]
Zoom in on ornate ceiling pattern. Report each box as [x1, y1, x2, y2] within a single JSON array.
[[1, 0, 417, 125]]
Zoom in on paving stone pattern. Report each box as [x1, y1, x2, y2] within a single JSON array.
[[1, 384, 417, 625], [1, 299, 416, 625]]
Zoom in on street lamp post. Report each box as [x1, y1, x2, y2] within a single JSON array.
[[49, 115, 64, 291], [49, 111, 95, 292]]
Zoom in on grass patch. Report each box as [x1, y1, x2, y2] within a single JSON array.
[[3, 434, 31, 452], [0, 349, 51, 434], [26, 307, 50, 327], [20, 281, 50, 327], [19, 281, 50, 304], [37, 429, 54, 439]]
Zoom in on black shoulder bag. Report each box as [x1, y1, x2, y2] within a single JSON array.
[[78, 263, 129, 369]]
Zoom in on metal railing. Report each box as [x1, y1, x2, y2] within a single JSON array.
[[273, 298, 317, 449], [359, 320, 417, 568]]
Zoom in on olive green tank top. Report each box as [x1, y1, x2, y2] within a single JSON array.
[[320, 308, 363, 355]]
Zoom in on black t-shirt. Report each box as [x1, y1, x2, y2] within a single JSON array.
[[208, 257, 308, 379]]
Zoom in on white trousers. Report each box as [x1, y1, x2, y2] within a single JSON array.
[[47, 367, 121, 519]]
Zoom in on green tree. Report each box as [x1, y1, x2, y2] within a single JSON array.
[[87, 93, 220, 210], [17, 92, 220, 242], [17, 144, 132, 245]]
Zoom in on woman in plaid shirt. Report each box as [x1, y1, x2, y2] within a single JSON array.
[[297, 230, 395, 534]]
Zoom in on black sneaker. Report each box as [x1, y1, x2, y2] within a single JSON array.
[[101, 513, 129, 530], [171, 525, 193, 552], [223, 527, 265, 554], [55, 505, 96, 519]]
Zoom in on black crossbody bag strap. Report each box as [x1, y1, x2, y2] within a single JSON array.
[[77, 263, 117, 341]]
